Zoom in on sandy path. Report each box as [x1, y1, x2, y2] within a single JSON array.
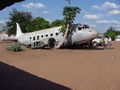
[[0, 41, 120, 90]]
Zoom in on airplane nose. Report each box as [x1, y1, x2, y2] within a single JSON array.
[[89, 28, 97, 36], [92, 31, 98, 38]]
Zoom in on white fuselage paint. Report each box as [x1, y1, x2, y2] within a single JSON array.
[[16, 24, 97, 46]]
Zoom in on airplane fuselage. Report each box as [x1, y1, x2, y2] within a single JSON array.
[[16, 23, 97, 48]]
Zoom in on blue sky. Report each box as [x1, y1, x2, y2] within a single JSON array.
[[0, 0, 120, 33]]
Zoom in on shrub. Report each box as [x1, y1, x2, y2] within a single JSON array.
[[7, 43, 22, 52]]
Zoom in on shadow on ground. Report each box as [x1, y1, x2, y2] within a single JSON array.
[[0, 62, 71, 90], [61, 46, 104, 50], [60, 45, 114, 50]]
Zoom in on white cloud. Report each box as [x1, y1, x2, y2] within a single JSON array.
[[103, 2, 119, 9], [109, 10, 120, 15], [0, 21, 6, 26], [83, 14, 100, 20], [22, 3, 45, 9], [0, 21, 5, 24], [96, 20, 120, 25], [43, 11, 49, 14], [96, 20, 109, 24], [91, 24, 97, 27], [92, 2, 119, 10], [0, 21, 6, 30], [45, 18, 50, 21], [87, 24, 97, 28], [92, 5, 102, 10]]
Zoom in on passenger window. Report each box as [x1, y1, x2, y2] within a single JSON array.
[[56, 33, 59, 36], [41, 35, 43, 38], [82, 27, 85, 29], [46, 34, 48, 37], [37, 36, 39, 40], [50, 34, 53, 36], [78, 27, 82, 30], [33, 37, 35, 40]]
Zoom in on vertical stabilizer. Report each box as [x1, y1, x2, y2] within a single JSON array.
[[16, 23, 23, 38]]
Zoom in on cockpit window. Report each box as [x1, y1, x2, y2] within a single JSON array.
[[81, 25, 89, 29], [78, 27, 82, 30], [84, 25, 89, 29], [82, 27, 85, 29]]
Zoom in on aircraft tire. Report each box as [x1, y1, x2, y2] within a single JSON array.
[[92, 41, 97, 47]]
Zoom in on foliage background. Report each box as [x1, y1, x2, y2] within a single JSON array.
[[6, 9, 65, 35]]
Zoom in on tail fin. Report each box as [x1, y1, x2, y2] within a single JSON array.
[[16, 23, 23, 38]]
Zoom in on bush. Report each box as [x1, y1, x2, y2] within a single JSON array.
[[7, 43, 22, 52]]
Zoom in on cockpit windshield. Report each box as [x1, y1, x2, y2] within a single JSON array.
[[78, 24, 89, 30], [83, 25, 89, 29], [78, 27, 82, 30]]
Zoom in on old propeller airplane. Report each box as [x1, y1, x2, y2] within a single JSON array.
[[15, 23, 97, 49]]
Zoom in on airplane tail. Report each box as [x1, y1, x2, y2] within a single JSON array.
[[16, 23, 23, 38]]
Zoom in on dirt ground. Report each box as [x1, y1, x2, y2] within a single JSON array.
[[0, 41, 120, 90]]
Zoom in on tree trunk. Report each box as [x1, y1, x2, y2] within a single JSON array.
[[54, 24, 69, 49]]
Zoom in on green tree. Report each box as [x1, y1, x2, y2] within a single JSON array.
[[63, 6, 81, 28], [6, 9, 33, 35], [32, 17, 50, 31], [51, 19, 65, 27], [55, 6, 81, 49], [104, 26, 120, 40]]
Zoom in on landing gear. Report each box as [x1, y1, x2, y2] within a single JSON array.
[[92, 41, 97, 47]]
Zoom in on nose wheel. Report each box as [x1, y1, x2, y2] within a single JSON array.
[[92, 41, 97, 47]]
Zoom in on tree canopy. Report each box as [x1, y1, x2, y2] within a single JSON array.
[[104, 26, 120, 40], [32, 17, 50, 30], [6, 9, 63, 35], [5, 2, 81, 35], [63, 6, 81, 28], [51, 19, 65, 27], [6, 9, 33, 35], [0, 0, 24, 10]]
